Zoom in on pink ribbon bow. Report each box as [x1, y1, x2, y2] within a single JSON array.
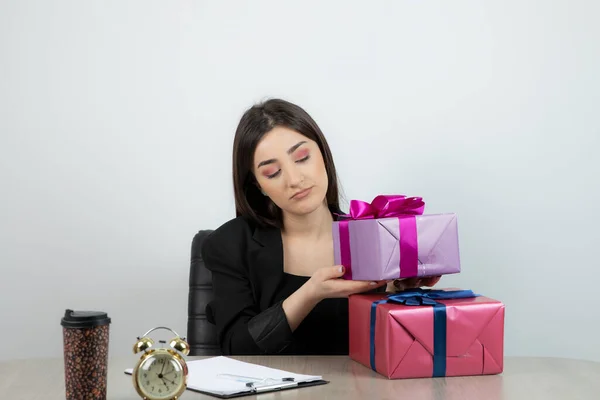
[[343, 195, 425, 220], [337, 195, 425, 280]]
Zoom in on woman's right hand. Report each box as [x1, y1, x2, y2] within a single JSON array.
[[306, 265, 386, 302], [283, 265, 384, 332]]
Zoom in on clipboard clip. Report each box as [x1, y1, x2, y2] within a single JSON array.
[[216, 373, 298, 392]]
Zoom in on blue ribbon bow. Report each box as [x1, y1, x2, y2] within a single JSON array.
[[370, 288, 479, 377]]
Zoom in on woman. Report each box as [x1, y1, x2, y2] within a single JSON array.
[[201, 98, 440, 355]]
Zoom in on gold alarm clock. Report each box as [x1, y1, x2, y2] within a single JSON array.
[[132, 326, 190, 400]]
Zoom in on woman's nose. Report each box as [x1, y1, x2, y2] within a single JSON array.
[[285, 164, 304, 187]]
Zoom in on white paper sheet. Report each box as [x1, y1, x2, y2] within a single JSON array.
[[125, 356, 323, 397]]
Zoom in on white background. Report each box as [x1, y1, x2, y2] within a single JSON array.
[[1, 0, 599, 362]]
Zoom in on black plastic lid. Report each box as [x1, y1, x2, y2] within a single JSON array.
[[61, 309, 111, 328]]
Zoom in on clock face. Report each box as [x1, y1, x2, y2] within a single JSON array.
[[135, 351, 185, 399]]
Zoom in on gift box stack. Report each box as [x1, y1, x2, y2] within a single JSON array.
[[333, 195, 505, 379]]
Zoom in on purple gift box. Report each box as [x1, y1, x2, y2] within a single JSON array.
[[332, 195, 461, 281]]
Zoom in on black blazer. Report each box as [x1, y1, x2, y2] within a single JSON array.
[[201, 204, 368, 355], [201, 215, 300, 355]]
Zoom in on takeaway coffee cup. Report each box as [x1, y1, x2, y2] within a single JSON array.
[[61, 309, 111, 400]]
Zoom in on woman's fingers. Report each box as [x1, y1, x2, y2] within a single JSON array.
[[393, 277, 421, 290], [421, 276, 442, 287], [392, 275, 442, 291], [331, 279, 386, 295]]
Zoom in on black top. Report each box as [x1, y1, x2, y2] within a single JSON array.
[[276, 273, 349, 355], [200, 208, 358, 355]]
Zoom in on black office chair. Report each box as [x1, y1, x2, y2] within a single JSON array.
[[187, 229, 221, 356]]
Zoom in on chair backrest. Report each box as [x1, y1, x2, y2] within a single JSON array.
[[187, 229, 221, 356]]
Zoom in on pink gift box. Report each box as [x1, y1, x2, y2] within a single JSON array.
[[348, 289, 505, 379], [332, 195, 461, 281]]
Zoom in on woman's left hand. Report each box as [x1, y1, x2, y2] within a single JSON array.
[[386, 276, 442, 293]]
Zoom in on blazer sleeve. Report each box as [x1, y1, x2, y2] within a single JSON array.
[[201, 225, 293, 355]]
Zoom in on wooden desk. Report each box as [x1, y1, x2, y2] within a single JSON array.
[[2, 355, 598, 399]]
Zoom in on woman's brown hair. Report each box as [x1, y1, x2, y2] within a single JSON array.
[[232, 98, 342, 229]]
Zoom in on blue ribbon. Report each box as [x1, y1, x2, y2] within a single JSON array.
[[369, 288, 479, 377]]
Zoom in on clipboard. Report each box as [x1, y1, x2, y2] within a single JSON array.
[[124, 356, 329, 398], [187, 375, 329, 398]]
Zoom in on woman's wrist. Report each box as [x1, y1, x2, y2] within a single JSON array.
[[303, 276, 323, 304], [281, 281, 321, 332], [289, 279, 320, 308]]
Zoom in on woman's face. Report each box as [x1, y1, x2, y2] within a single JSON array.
[[252, 126, 329, 217]]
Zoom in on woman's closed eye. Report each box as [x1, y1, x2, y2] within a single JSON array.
[[264, 154, 310, 179], [266, 169, 281, 179], [262, 166, 280, 179], [294, 148, 310, 163]]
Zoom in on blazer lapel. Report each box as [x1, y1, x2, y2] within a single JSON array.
[[250, 224, 284, 308], [248, 205, 343, 307]]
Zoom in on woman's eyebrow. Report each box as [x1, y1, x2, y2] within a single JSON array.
[[287, 140, 307, 154], [256, 141, 307, 168]]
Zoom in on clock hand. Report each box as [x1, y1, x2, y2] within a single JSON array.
[[160, 365, 176, 385], [160, 359, 167, 375], [163, 377, 176, 385]]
